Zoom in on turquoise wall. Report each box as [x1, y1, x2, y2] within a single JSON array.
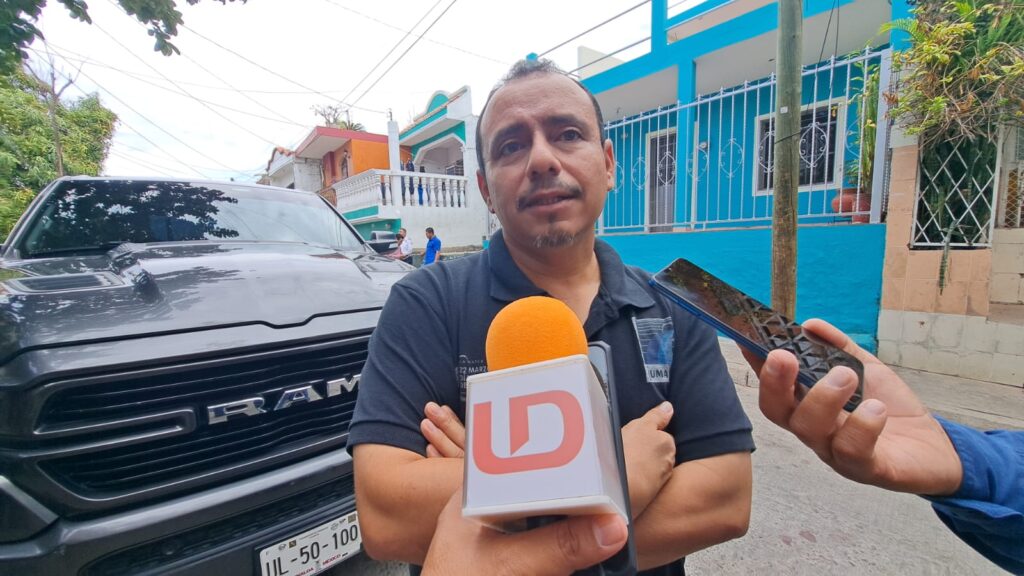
[[354, 219, 400, 239], [411, 124, 466, 159], [602, 224, 886, 351]]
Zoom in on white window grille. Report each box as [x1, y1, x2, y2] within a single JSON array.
[[912, 137, 998, 247], [755, 103, 842, 194]]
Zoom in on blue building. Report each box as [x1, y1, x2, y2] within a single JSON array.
[[571, 0, 913, 349]]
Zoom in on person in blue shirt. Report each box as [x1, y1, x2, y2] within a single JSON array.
[[423, 227, 441, 265], [747, 318, 1023, 575]]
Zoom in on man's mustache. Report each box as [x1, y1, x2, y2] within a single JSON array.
[[517, 180, 583, 211]]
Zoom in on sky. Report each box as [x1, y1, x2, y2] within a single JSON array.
[[24, 0, 686, 183]]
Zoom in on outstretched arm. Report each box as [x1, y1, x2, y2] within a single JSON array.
[[747, 318, 962, 495], [746, 319, 1024, 573]]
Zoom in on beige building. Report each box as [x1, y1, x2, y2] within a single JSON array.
[[876, 128, 1024, 387]]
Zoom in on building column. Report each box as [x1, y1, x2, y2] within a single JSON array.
[[651, 0, 668, 54], [387, 120, 402, 171]]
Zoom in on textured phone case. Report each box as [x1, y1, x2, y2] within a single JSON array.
[[652, 259, 864, 412]]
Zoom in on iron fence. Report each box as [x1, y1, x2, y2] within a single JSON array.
[[600, 48, 890, 233]]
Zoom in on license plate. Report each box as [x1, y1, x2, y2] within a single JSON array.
[[259, 512, 361, 576]]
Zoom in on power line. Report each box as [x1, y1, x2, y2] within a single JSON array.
[[350, 0, 460, 109], [566, 36, 650, 76], [116, 122, 210, 178], [71, 64, 241, 177], [180, 22, 387, 115], [108, 149, 180, 177], [335, 0, 445, 108], [30, 47, 251, 179], [93, 21, 279, 148], [538, 0, 651, 58], [44, 42, 351, 95], [99, 0, 305, 128], [319, 0, 508, 66], [49, 47, 307, 127], [178, 51, 306, 126]]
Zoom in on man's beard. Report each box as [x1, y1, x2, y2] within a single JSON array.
[[533, 228, 578, 249], [519, 177, 585, 249]]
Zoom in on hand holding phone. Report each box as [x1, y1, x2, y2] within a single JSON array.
[[650, 259, 863, 412]]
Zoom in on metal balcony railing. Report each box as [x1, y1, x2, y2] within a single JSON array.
[[333, 169, 469, 212]]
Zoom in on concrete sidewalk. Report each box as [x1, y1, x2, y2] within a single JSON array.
[[718, 338, 1024, 431]]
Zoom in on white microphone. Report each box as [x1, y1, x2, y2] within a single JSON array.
[[462, 296, 630, 528]]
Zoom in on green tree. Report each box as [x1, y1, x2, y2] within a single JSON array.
[[0, 68, 117, 240], [1, 0, 247, 75]]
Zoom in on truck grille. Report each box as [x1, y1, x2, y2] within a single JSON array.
[[37, 335, 368, 500]]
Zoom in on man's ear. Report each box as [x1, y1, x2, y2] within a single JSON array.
[[477, 170, 495, 213], [603, 138, 616, 191]]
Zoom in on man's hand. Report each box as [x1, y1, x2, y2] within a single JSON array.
[[423, 489, 628, 576], [620, 402, 676, 518], [421, 402, 465, 458], [744, 318, 963, 496]]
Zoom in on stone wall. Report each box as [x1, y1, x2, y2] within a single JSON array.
[[877, 309, 1023, 386], [876, 143, 1024, 388], [990, 228, 1024, 304]]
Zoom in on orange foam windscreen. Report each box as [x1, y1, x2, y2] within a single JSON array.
[[485, 296, 589, 371]]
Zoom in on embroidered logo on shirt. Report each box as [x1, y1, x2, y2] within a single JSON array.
[[456, 354, 487, 404], [632, 317, 674, 387]]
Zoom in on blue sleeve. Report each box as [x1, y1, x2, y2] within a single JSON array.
[[926, 417, 1024, 574]]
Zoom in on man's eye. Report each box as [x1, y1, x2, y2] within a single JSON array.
[[498, 142, 523, 157], [559, 129, 583, 142]]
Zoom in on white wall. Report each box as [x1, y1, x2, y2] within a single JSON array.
[[268, 170, 294, 189], [294, 158, 322, 192], [395, 203, 490, 249]]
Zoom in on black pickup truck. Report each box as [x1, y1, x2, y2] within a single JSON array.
[[0, 177, 411, 575]]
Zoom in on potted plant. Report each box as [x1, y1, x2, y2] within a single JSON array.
[[833, 60, 879, 223]]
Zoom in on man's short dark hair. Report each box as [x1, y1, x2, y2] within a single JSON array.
[[475, 58, 606, 179], [426, 227, 434, 234]]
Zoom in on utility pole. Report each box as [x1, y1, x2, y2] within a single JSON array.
[[28, 48, 78, 178], [772, 0, 802, 318]]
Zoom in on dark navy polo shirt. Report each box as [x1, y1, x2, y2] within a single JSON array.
[[349, 229, 754, 575]]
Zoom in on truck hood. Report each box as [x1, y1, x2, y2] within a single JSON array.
[[0, 242, 409, 361]]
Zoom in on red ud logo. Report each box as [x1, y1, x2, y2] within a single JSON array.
[[472, 390, 584, 474]]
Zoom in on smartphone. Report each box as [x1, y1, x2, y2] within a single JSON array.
[[650, 258, 863, 412]]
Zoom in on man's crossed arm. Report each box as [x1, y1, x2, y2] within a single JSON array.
[[354, 402, 751, 569]]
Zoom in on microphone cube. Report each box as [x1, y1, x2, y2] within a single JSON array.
[[462, 354, 628, 527]]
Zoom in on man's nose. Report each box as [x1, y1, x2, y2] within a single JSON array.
[[526, 134, 561, 179]]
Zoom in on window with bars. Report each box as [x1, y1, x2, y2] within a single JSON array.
[[756, 104, 840, 192], [912, 136, 997, 247]]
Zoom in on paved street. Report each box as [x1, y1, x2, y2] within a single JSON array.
[[335, 341, 1020, 575]]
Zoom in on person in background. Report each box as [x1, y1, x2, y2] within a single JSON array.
[[404, 158, 415, 204], [746, 319, 1023, 575], [390, 228, 412, 264], [418, 166, 427, 206], [423, 227, 441, 265]]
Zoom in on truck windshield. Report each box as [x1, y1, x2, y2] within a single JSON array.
[[17, 180, 367, 258]]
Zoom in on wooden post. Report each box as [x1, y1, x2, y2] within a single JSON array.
[[772, 0, 802, 318]]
